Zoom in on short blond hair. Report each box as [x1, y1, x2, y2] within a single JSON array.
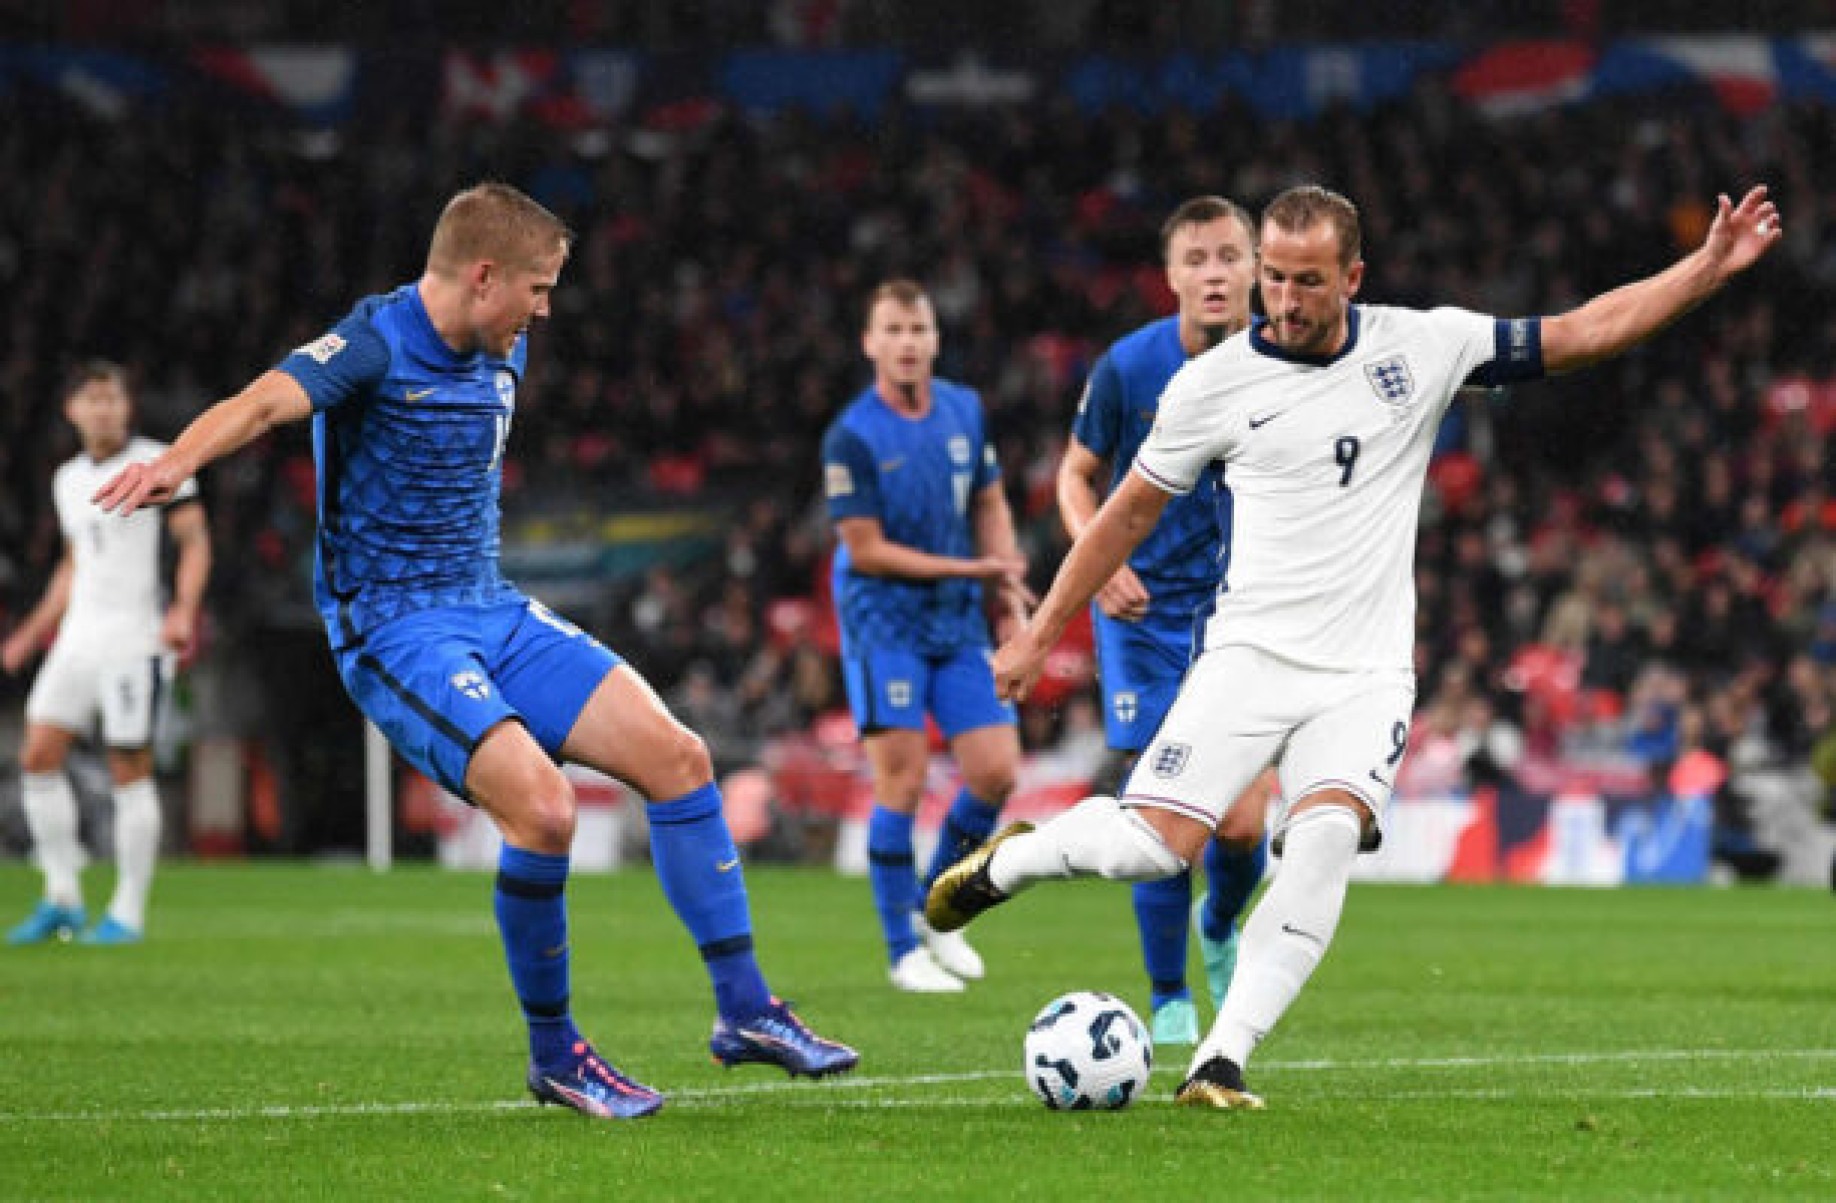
[[426, 182, 572, 274], [863, 278, 931, 329]]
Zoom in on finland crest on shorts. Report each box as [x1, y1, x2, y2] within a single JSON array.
[[1113, 691, 1138, 725], [452, 669, 492, 701]]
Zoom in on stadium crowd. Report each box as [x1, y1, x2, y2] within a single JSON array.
[[0, 66, 1832, 859]]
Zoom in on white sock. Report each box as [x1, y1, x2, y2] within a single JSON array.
[[989, 795, 1186, 894], [1195, 805, 1362, 1072], [21, 771, 84, 909], [107, 777, 162, 932]]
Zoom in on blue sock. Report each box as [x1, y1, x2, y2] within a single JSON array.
[[868, 805, 918, 964], [1132, 870, 1193, 1009], [494, 844, 580, 1066], [921, 787, 1002, 891], [1200, 837, 1269, 941], [649, 783, 771, 1019]]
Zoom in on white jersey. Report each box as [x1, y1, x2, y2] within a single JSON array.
[[1136, 304, 1519, 673], [51, 436, 198, 654]]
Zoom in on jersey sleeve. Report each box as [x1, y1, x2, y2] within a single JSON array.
[[276, 314, 392, 412], [972, 393, 1001, 492], [1440, 309, 1545, 389], [822, 423, 882, 523], [1069, 351, 1123, 458], [1131, 360, 1223, 497]]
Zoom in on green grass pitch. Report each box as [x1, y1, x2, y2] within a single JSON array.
[[2, 862, 1832, 1200]]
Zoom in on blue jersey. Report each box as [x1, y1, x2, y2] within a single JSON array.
[[276, 284, 525, 649], [1071, 316, 1228, 624], [822, 380, 1000, 656]]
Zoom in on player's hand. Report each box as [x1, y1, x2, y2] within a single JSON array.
[[1, 629, 38, 676], [92, 457, 182, 516], [161, 605, 198, 662], [1095, 565, 1150, 623], [1705, 185, 1783, 279], [970, 552, 1028, 585], [992, 626, 1051, 704]]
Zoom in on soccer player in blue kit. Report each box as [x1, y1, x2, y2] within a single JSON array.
[[822, 280, 1034, 994], [1056, 197, 1276, 1046], [94, 182, 856, 1120]]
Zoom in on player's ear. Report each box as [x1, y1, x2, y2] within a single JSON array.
[[1343, 258, 1365, 300], [470, 259, 497, 294]]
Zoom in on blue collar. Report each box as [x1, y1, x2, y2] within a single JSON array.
[[1248, 306, 1362, 367]]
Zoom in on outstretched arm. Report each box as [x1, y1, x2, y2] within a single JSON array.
[[93, 371, 312, 515], [993, 468, 1171, 702], [1541, 186, 1781, 374]]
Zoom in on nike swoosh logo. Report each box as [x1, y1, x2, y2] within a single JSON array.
[[1248, 411, 1284, 429], [716, 857, 741, 873], [405, 387, 436, 401]]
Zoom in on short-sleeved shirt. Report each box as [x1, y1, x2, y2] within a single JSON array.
[[1136, 305, 1542, 673], [1071, 316, 1226, 625], [822, 380, 1000, 656], [53, 436, 199, 655], [276, 284, 526, 650]]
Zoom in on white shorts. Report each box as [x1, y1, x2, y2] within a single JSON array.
[[24, 638, 174, 749], [1120, 644, 1415, 852]]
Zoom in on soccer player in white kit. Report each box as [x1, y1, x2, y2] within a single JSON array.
[[4, 362, 210, 945], [930, 183, 1783, 1107]]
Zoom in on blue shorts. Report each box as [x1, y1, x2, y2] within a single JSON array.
[[1092, 608, 1196, 752], [333, 594, 621, 798], [841, 644, 1015, 738]]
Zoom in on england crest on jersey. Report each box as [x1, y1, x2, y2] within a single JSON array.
[[1364, 354, 1415, 407]]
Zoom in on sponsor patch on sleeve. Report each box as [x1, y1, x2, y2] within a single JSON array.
[[294, 332, 347, 365]]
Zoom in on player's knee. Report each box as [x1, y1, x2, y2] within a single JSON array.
[[18, 745, 62, 775], [963, 763, 1016, 805], [483, 760, 577, 851], [106, 750, 154, 787], [1216, 805, 1264, 848], [517, 777, 578, 851], [648, 726, 713, 797], [18, 727, 68, 775]]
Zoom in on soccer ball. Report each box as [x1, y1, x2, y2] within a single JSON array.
[[1023, 991, 1153, 1111]]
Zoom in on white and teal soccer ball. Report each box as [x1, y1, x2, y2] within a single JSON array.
[[1023, 991, 1152, 1111]]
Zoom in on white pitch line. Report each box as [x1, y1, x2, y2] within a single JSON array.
[[3, 1050, 1833, 1124]]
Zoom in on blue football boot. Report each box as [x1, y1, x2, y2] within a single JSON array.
[[6, 901, 86, 946], [1150, 996, 1200, 1046], [526, 1039, 665, 1120], [709, 998, 859, 1078], [78, 916, 143, 945]]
